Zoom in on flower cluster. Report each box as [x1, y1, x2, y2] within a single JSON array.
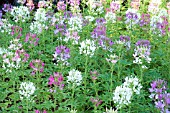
[[54, 23, 67, 35], [119, 35, 131, 50], [67, 69, 82, 86], [38, 1, 52, 9], [113, 76, 142, 109], [148, 1, 161, 14], [110, 1, 120, 12], [139, 14, 150, 27], [133, 40, 151, 64], [34, 8, 47, 23], [26, 0, 35, 10], [150, 9, 169, 36], [105, 12, 116, 23], [69, 0, 80, 13], [125, 8, 141, 29], [90, 97, 102, 107], [25, 33, 39, 47], [29, 59, 45, 75], [57, 1, 66, 12], [106, 54, 119, 64], [10, 6, 30, 22], [1, 38, 29, 72], [48, 72, 64, 90], [91, 22, 113, 51], [19, 81, 36, 100], [130, 0, 140, 10], [2, 4, 13, 12], [15, 49, 29, 62], [90, 70, 99, 81], [0, 19, 13, 34], [11, 26, 22, 39], [90, 1, 104, 16], [149, 79, 170, 113], [64, 31, 80, 44], [30, 21, 47, 35], [8, 39, 22, 51], [2, 51, 20, 72], [53, 45, 70, 66], [79, 39, 96, 57], [68, 15, 83, 32]]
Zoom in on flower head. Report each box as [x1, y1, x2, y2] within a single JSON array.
[[53, 45, 70, 66], [2, 4, 13, 12], [57, 1, 66, 12], [19, 81, 36, 100], [48, 72, 64, 90], [67, 69, 82, 86], [79, 39, 96, 57], [30, 59, 45, 74]]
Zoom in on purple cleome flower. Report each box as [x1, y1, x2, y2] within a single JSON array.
[[57, 1, 66, 12], [30, 59, 45, 75], [156, 16, 169, 36], [11, 26, 22, 39], [120, 35, 130, 42], [54, 23, 67, 35], [48, 72, 64, 90], [25, 33, 39, 46], [91, 25, 106, 39], [126, 12, 139, 20], [149, 79, 170, 113], [69, 0, 80, 6], [96, 18, 106, 25], [64, 11, 73, 19], [139, 14, 150, 27], [135, 39, 150, 47], [53, 45, 70, 65], [2, 4, 13, 12]]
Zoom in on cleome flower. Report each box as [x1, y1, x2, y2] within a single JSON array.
[[67, 69, 82, 86], [79, 39, 96, 57], [113, 75, 142, 109], [10, 6, 30, 22], [133, 39, 151, 64], [19, 81, 36, 100]]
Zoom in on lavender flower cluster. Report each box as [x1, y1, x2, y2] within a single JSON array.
[[149, 79, 170, 113]]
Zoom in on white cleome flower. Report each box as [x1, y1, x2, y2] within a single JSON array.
[[79, 39, 96, 57], [123, 76, 142, 95], [105, 12, 116, 23], [0, 19, 13, 34], [113, 75, 142, 109], [34, 8, 47, 23], [68, 16, 83, 32], [11, 6, 30, 22], [67, 69, 82, 86], [30, 21, 47, 35], [19, 81, 36, 99], [113, 85, 133, 109], [0, 47, 8, 55]]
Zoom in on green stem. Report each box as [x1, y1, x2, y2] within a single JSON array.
[[118, 52, 121, 79], [84, 56, 88, 91], [140, 65, 143, 81], [27, 98, 29, 113], [93, 80, 98, 97], [71, 84, 75, 110]]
